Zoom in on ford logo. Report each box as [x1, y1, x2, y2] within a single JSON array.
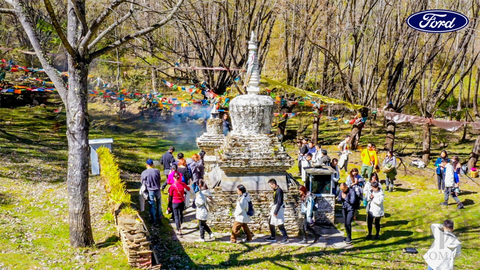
[[407, 9, 469, 33]]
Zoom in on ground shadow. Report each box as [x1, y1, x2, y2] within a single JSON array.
[[382, 220, 409, 228], [95, 235, 120, 248], [459, 190, 477, 196], [462, 198, 475, 206], [390, 187, 412, 193]]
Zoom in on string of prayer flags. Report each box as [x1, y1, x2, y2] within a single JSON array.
[[261, 76, 364, 110]]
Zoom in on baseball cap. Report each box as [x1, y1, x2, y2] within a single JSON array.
[[146, 159, 154, 166]]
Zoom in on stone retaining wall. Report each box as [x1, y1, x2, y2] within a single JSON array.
[[208, 187, 301, 236], [117, 215, 155, 269]]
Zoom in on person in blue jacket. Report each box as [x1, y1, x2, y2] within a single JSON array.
[[434, 150, 449, 193], [337, 183, 357, 244], [299, 185, 320, 244]]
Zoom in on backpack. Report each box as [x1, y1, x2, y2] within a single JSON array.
[[183, 164, 192, 182], [247, 200, 255, 216]]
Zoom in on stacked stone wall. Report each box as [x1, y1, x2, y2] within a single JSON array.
[[208, 188, 301, 236], [219, 134, 293, 174], [313, 195, 335, 224]]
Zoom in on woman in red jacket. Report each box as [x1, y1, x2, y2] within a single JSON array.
[[168, 172, 190, 236]]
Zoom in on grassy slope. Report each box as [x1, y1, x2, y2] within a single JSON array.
[[1, 100, 480, 269], [0, 104, 129, 269]]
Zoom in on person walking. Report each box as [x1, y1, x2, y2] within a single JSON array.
[[168, 172, 190, 236], [337, 183, 357, 244], [176, 159, 191, 183], [346, 168, 365, 188], [141, 159, 162, 225], [298, 138, 309, 176], [319, 149, 331, 166], [360, 143, 378, 180], [189, 153, 205, 193], [298, 186, 320, 244], [195, 180, 215, 242], [440, 159, 464, 209], [312, 144, 322, 164], [231, 185, 253, 243], [338, 135, 351, 172], [434, 150, 449, 193], [161, 164, 183, 190], [366, 181, 385, 240], [382, 150, 397, 192], [307, 141, 316, 155], [331, 158, 340, 196], [173, 152, 185, 166], [424, 220, 461, 270], [160, 146, 175, 177], [265, 179, 289, 244], [301, 153, 314, 187], [222, 113, 232, 135], [363, 173, 379, 207]]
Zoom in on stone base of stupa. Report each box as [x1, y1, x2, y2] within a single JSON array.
[[218, 133, 293, 174]]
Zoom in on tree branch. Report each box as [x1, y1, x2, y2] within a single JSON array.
[[69, 0, 88, 36], [79, 0, 126, 52], [43, 0, 77, 58], [8, 0, 68, 103], [0, 8, 15, 14], [88, 0, 184, 60], [87, 8, 133, 51]]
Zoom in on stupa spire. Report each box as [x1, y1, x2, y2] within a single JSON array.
[[246, 31, 260, 95]]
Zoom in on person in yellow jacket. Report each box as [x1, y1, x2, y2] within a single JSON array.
[[361, 143, 378, 180]]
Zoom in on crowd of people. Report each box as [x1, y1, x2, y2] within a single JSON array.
[[139, 139, 464, 268], [296, 136, 465, 260]]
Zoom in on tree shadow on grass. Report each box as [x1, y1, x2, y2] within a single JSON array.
[[95, 235, 120, 248], [383, 220, 409, 228], [391, 187, 413, 193], [0, 128, 34, 144], [194, 233, 429, 270]]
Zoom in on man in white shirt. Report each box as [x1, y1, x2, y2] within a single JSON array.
[[338, 135, 351, 172], [424, 220, 461, 270]]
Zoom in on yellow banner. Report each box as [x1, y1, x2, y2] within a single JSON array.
[[261, 77, 363, 110]]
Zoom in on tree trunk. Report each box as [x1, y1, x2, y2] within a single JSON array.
[[152, 67, 157, 92], [422, 123, 431, 164], [66, 58, 94, 247], [311, 114, 320, 145], [350, 123, 363, 150], [475, 70, 480, 117], [350, 108, 369, 150], [384, 120, 396, 151], [467, 134, 480, 170], [277, 114, 289, 138], [276, 104, 294, 138]]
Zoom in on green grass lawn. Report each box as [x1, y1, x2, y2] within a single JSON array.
[[1, 99, 480, 269]]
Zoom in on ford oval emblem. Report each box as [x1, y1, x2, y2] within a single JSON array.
[[407, 9, 469, 33]]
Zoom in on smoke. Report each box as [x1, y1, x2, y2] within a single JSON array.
[[154, 104, 213, 147]]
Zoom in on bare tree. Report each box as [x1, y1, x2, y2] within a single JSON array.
[[148, 0, 277, 95], [0, 0, 183, 247]]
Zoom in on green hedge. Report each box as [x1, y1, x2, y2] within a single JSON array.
[[97, 146, 133, 213]]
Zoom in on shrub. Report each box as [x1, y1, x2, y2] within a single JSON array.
[[97, 146, 132, 210]]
